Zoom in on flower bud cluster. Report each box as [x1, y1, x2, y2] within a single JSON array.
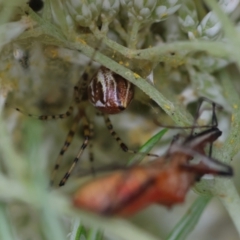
[[179, 0, 240, 40], [197, 12, 222, 40], [121, 0, 157, 22], [178, 0, 198, 34], [65, 0, 181, 27], [191, 55, 231, 73], [49, 1, 74, 32], [219, 0, 240, 14], [65, 0, 121, 28], [101, 0, 120, 22], [121, 0, 181, 23], [66, 0, 104, 27], [185, 66, 228, 108], [152, 0, 181, 22]]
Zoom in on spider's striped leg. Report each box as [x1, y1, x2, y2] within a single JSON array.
[[88, 122, 95, 175], [59, 115, 90, 186], [15, 105, 74, 120], [50, 114, 81, 186], [15, 78, 81, 121], [103, 114, 158, 157], [73, 67, 93, 103], [75, 42, 102, 102]]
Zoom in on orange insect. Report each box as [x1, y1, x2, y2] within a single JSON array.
[[72, 112, 233, 216]]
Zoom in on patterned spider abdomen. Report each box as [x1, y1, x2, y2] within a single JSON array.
[[88, 66, 134, 114]]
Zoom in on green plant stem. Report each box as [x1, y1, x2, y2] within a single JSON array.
[[113, 19, 128, 42], [89, 31, 233, 62], [128, 21, 141, 49], [213, 179, 240, 236], [218, 70, 240, 160], [129, 41, 233, 61], [86, 21, 234, 62], [213, 69, 240, 236], [101, 21, 109, 35], [26, 7, 66, 42], [194, 68, 240, 237]]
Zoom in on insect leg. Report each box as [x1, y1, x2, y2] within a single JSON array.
[[190, 97, 222, 134], [195, 97, 221, 157], [178, 147, 233, 176]]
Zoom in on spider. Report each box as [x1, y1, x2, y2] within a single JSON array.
[[15, 46, 158, 186]]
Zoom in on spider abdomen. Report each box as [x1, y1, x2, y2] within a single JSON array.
[[88, 67, 134, 114]]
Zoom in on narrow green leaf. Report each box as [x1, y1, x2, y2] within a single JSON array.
[[87, 229, 103, 240], [41, 205, 66, 240], [167, 196, 211, 240], [0, 203, 15, 240], [70, 218, 88, 240], [128, 128, 168, 165], [95, 230, 104, 240]]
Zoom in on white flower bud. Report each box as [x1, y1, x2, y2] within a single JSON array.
[[152, 0, 181, 22], [178, 0, 198, 33], [127, 0, 157, 23], [101, 0, 120, 22], [219, 0, 240, 14], [197, 12, 222, 39]]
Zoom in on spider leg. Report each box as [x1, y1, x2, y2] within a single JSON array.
[[50, 114, 81, 186], [15, 57, 99, 120], [75, 42, 102, 102], [15, 105, 74, 120], [57, 42, 103, 186], [88, 121, 95, 175], [59, 114, 90, 186], [103, 114, 158, 157]]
